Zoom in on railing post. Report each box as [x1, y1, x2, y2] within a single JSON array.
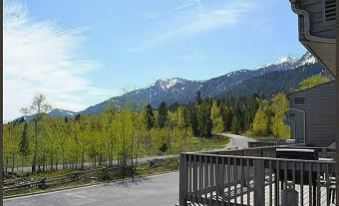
[[254, 159, 265, 206], [336, 1, 339, 205], [179, 153, 188, 206]]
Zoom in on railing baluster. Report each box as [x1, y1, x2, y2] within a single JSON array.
[[209, 156, 213, 206], [204, 155, 208, 205], [269, 160, 272, 206], [193, 155, 197, 203], [188, 154, 192, 195], [254, 159, 265, 206], [300, 162, 304, 206], [292, 161, 296, 190], [234, 158, 238, 205], [317, 163, 320, 206], [221, 157, 226, 206], [309, 162, 312, 206], [228, 157, 231, 204], [240, 158, 244, 206], [216, 156, 220, 204], [199, 155, 202, 204], [247, 158, 250, 206], [284, 161, 287, 190], [276, 160, 280, 206], [326, 163, 330, 206]]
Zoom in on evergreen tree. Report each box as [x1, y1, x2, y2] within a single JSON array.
[[197, 100, 212, 137], [231, 115, 240, 134], [234, 105, 244, 132], [157, 102, 168, 128], [221, 105, 233, 131], [19, 122, 29, 157], [195, 90, 202, 104], [243, 95, 260, 131], [189, 103, 199, 136], [144, 104, 155, 130]]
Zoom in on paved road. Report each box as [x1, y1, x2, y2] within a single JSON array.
[[218, 133, 254, 150], [4, 172, 179, 206]]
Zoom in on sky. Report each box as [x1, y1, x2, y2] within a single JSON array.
[[4, 0, 306, 120]]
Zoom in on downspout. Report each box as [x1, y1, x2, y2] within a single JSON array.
[[286, 97, 306, 144], [284, 117, 296, 140], [289, 0, 335, 44], [288, 108, 306, 145], [335, 0, 339, 204]]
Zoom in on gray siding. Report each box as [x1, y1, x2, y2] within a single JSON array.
[[289, 81, 336, 147], [299, 0, 336, 39]]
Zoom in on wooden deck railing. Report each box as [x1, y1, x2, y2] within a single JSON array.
[[179, 149, 336, 206]]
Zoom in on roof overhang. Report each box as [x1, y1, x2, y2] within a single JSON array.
[[290, 0, 336, 76]]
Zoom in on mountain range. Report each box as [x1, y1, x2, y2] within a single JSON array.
[[48, 52, 331, 118]]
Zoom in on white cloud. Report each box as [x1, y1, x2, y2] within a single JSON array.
[[126, 0, 252, 53], [4, 2, 110, 120]]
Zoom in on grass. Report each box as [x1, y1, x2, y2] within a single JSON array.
[[4, 135, 229, 197], [242, 131, 273, 140], [135, 157, 179, 176], [241, 131, 256, 139], [189, 135, 230, 152], [5, 158, 180, 197]]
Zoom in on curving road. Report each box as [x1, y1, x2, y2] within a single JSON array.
[[218, 133, 254, 150]]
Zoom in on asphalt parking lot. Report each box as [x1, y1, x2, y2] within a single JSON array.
[[4, 172, 179, 206]]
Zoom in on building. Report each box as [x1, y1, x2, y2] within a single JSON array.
[[285, 81, 336, 147]]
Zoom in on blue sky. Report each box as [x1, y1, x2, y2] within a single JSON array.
[[4, 0, 306, 120]]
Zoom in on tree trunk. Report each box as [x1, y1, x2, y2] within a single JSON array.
[[11, 154, 15, 173], [22, 158, 24, 174], [16, 157, 19, 174], [5, 156, 8, 175], [81, 152, 85, 170], [42, 151, 46, 172], [62, 150, 65, 170], [50, 155, 53, 171], [32, 120, 39, 173]]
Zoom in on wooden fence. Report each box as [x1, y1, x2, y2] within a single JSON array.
[[4, 165, 134, 196]]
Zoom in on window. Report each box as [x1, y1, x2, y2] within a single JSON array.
[[289, 113, 295, 118], [325, 0, 336, 22], [294, 97, 305, 104]]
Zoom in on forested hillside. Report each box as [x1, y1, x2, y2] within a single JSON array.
[[1, 91, 290, 173], [3, 74, 330, 174], [77, 52, 329, 115]]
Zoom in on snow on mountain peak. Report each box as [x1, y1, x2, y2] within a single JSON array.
[[274, 56, 298, 64], [258, 55, 298, 69], [297, 52, 317, 66], [48, 108, 76, 117], [155, 78, 185, 90]]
